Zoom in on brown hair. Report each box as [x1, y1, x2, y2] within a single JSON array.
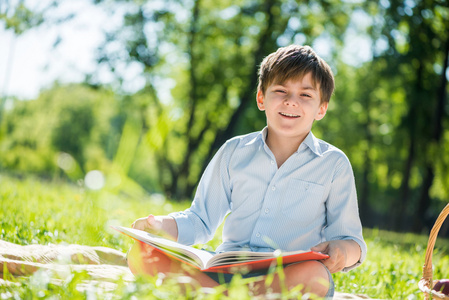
[[257, 45, 335, 103]]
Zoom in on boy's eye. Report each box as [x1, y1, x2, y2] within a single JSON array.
[[275, 90, 287, 94], [301, 93, 312, 98]]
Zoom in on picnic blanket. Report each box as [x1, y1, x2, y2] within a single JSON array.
[[0, 240, 375, 299]]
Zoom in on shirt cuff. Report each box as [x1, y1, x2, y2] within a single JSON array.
[[168, 211, 195, 246], [341, 237, 367, 272]]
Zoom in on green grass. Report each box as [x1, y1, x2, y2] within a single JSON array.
[[1, 173, 448, 299]]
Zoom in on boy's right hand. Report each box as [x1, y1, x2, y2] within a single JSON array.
[[131, 214, 163, 232], [131, 215, 178, 241]]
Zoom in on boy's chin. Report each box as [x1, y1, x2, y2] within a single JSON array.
[[268, 127, 311, 138]]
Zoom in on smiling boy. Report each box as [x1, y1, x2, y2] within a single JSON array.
[[129, 45, 367, 299], [257, 71, 327, 167]]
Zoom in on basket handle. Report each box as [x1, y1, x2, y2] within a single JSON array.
[[422, 203, 449, 288]]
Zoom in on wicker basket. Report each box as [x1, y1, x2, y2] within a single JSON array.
[[419, 203, 449, 299]]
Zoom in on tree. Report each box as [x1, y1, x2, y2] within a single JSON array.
[[0, 0, 73, 124], [0, 84, 119, 178], [92, 0, 359, 200], [381, 0, 449, 231]]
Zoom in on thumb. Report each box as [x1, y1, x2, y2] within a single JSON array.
[[311, 241, 329, 253], [147, 214, 162, 230]]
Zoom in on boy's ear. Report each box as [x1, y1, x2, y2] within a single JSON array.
[[256, 90, 265, 111], [315, 102, 328, 121]]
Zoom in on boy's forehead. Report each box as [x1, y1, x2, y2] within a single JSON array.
[[271, 73, 320, 90]]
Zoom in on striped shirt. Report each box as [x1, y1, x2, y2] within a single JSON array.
[[170, 127, 366, 271]]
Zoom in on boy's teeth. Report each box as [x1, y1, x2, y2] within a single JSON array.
[[280, 112, 299, 117]]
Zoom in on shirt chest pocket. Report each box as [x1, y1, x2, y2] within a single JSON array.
[[281, 179, 325, 220]]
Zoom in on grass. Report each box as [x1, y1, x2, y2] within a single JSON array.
[[1, 173, 448, 299]]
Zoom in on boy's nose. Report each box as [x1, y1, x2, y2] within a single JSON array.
[[284, 95, 299, 106]]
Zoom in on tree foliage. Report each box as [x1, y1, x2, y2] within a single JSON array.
[[0, 84, 119, 177], [91, 0, 361, 199]]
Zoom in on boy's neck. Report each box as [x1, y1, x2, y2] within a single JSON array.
[[265, 129, 309, 167]]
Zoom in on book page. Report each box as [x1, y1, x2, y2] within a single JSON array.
[[206, 249, 327, 269], [113, 226, 214, 269], [206, 250, 280, 268], [206, 250, 329, 274]]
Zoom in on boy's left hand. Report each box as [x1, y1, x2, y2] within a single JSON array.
[[311, 240, 346, 273], [311, 239, 360, 273]]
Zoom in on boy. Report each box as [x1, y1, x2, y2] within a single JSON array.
[[129, 45, 367, 298]]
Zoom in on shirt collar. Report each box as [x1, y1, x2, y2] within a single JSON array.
[[302, 131, 323, 157], [261, 126, 269, 144], [259, 127, 323, 157]]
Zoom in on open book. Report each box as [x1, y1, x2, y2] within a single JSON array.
[[113, 226, 329, 274]]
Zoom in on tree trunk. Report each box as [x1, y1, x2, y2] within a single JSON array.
[[413, 35, 449, 232], [359, 96, 372, 223], [201, 0, 279, 175], [170, 0, 201, 199], [396, 61, 422, 231], [396, 130, 415, 230]]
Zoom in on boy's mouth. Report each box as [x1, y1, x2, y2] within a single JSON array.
[[279, 112, 300, 118]]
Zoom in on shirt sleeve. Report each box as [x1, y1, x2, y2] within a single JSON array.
[[169, 141, 234, 246], [324, 153, 367, 272]]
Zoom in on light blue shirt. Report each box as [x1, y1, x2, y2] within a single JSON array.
[[170, 127, 366, 271]]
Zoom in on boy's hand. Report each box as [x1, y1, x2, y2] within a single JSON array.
[[131, 215, 178, 241], [131, 214, 163, 233], [311, 240, 346, 273], [311, 239, 360, 273]]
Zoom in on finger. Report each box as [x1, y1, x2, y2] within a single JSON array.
[[324, 253, 345, 273], [319, 259, 332, 273], [328, 261, 344, 273], [132, 218, 147, 231], [323, 258, 338, 273], [311, 241, 329, 253], [147, 215, 162, 230], [322, 256, 335, 268]]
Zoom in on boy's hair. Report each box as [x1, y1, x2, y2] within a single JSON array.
[[257, 45, 335, 103]]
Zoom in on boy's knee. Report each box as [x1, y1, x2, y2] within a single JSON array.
[[127, 242, 158, 275], [284, 260, 330, 297], [126, 242, 177, 276], [127, 242, 144, 274]]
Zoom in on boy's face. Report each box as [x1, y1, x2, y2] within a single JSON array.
[[256, 72, 328, 142]]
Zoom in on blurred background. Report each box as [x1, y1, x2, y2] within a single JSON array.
[[0, 0, 448, 235]]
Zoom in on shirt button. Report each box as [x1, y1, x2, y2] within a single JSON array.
[[271, 160, 275, 165], [305, 184, 310, 190], [271, 186, 276, 191], [256, 233, 261, 237], [265, 209, 270, 214]]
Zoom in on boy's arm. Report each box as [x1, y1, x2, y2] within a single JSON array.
[[168, 141, 234, 246], [132, 215, 178, 241], [322, 153, 367, 271], [131, 141, 234, 246], [311, 239, 361, 273]]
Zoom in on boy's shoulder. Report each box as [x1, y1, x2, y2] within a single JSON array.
[[311, 135, 340, 155], [225, 131, 262, 148], [308, 134, 351, 163], [216, 131, 263, 158]]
